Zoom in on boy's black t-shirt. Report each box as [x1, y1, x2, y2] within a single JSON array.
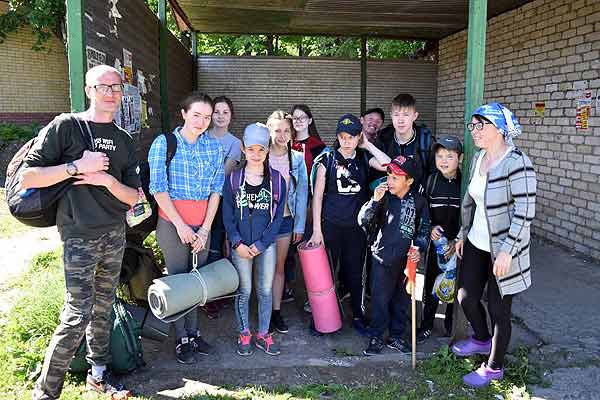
[[24, 114, 141, 240], [426, 171, 461, 240], [320, 149, 371, 227]]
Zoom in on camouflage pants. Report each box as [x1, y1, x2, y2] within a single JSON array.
[[34, 227, 125, 399]]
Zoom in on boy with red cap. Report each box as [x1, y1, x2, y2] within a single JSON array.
[[358, 155, 430, 355]]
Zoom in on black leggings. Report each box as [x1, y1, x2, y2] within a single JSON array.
[[458, 239, 513, 370]]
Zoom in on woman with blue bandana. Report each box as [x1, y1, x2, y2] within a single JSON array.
[[452, 103, 536, 388]]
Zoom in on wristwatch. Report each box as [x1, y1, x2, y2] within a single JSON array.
[[66, 162, 78, 176]]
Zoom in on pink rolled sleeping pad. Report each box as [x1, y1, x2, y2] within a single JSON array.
[[297, 241, 342, 333]]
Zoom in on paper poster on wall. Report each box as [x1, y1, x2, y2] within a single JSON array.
[[141, 100, 149, 128], [86, 46, 106, 71], [137, 70, 147, 95], [109, 0, 122, 37], [576, 90, 592, 130], [123, 48, 133, 84], [114, 84, 141, 134], [534, 102, 545, 118], [113, 58, 123, 79]]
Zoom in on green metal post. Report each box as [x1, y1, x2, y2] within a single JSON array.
[[191, 31, 198, 90], [159, 0, 170, 131], [452, 0, 488, 344], [360, 36, 367, 113], [462, 0, 488, 196], [66, 0, 86, 112]]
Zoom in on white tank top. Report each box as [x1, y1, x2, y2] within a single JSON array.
[[467, 152, 491, 252]]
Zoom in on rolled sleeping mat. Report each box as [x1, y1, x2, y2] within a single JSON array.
[[148, 258, 239, 323], [298, 241, 342, 333], [297, 241, 334, 293]]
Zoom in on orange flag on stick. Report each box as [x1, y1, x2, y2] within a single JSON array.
[[404, 244, 419, 294]]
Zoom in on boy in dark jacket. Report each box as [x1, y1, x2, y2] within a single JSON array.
[[418, 134, 463, 342], [358, 155, 430, 355]]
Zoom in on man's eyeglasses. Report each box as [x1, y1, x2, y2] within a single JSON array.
[[292, 116, 308, 123], [466, 121, 493, 131], [92, 84, 124, 95]]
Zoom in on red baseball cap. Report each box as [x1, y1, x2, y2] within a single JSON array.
[[385, 155, 421, 181]]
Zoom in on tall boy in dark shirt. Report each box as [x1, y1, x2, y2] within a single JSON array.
[[358, 155, 430, 355]]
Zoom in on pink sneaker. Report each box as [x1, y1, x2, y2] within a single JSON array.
[[451, 336, 491, 357], [463, 363, 504, 387]]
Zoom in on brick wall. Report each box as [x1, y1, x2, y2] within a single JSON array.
[[0, 2, 70, 123], [437, 0, 600, 260]]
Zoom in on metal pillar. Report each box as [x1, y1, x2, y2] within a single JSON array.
[[159, 0, 170, 131], [462, 0, 488, 195], [66, 0, 86, 112], [360, 36, 367, 113]]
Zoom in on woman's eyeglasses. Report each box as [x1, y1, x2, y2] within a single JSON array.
[[466, 121, 493, 131], [292, 116, 308, 123]]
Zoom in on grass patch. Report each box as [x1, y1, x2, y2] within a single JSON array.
[[0, 189, 31, 239], [0, 249, 149, 400]]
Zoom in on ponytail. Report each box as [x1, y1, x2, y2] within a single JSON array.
[[287, 145, 297, 189]]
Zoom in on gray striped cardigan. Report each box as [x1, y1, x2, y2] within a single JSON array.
[[457, 147, 536, 296]]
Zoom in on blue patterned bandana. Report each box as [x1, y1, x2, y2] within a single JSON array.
[[472, 103, 522, 145]]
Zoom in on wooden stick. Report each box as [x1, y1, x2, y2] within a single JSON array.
[[411, 284, 417, 369]]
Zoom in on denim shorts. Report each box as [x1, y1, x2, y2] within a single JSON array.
[[276, 216, 294, 238]]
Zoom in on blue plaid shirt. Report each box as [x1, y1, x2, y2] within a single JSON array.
[[148, 127, 225, 199]]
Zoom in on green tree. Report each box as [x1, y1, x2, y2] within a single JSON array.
[[0, 0, 65, 50]]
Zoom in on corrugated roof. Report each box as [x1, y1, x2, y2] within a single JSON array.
[[173, 0, 533, 40]]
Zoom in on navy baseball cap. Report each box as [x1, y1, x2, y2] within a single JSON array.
[[432, 134, 463, 154], [335, 113, 362, 136]]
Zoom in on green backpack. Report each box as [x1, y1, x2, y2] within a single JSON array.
[[69, 299, 145, 374]]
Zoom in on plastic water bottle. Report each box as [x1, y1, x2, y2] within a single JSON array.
[[433, 235, 456, 272]]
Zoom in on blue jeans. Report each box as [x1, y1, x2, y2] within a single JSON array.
[[232, 243, 276, 335]]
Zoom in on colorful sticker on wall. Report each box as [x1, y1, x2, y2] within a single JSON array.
[[123, 48, 133, 84], [109, 0, 122, 37], [534, 102, 545, 118], [86, 46, 106, 71], [114, 84, 141, 134], [576, 90, 592, 130]]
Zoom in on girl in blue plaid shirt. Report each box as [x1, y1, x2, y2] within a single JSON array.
[[148, 92, 225, 365]]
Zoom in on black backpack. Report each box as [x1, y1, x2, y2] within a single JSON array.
[[125, 132, 177, 244], [5, 115, 94, 227]]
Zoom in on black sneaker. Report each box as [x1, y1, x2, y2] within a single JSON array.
[[255, 333, 281, 355], [175, 337, 195, 364], [387, 337, 411, 353], [86, 370, 133, 399], [363, 337, 385, 356], [281, 287, 295, 303], [416, 328, 432, 344], [270, 313, 289, 334], [237, 332, 253, 356], [189, 334, 212, 355]]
